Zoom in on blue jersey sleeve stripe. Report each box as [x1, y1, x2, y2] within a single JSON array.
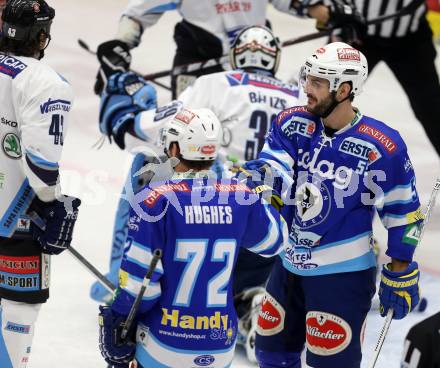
[[129, 241, 165, 274], [143, 2, 178, 14], [248, 204, 279, 253], [125, 255, 164, 275], [25, 150, 59, 169]]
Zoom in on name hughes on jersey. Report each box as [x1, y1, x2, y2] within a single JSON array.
[[184, 205, 233, 224]]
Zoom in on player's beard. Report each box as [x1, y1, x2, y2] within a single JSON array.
[[306, 93, 335, 117]]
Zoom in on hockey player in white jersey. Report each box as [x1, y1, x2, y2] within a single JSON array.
[[0, 1, 80, 366], [93, 25, 298, 361], [93, 0, 365, 97]]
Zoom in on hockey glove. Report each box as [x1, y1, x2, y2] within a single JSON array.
[[99, 305, 135, 368], [32, 195, 81, 255], [95, 39, 132, 95], [236, 160, 284, 211], [323, 1, 366, 45], [379, 261, 420, 320], [99, 72, 157, 150]]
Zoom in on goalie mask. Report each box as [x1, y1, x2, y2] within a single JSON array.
[[161, 108, 222, 161], [230, 25, 281, 75]]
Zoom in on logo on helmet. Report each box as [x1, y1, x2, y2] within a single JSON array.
[[174, 109, 196, 125], [316, 47, 326, 54], [201, 145, 216, 155], [337, 48, 361, 62]]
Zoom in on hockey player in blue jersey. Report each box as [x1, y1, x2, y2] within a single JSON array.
[[98, 107, 290, 368], [239, 42, 423, 367], [92, 28, 302, 362]]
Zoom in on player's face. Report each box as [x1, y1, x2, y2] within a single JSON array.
[[304, 75, 333, 116]]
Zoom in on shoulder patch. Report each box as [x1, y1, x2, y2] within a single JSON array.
[[144, 182, 191, 208], [0, 54, 27, 79], [276, 106, 308, 124], [357, 123, 397, 154], [281, 115, 316, 139]]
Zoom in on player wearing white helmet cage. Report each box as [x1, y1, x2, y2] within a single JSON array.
[[239, 41, 422, 368]]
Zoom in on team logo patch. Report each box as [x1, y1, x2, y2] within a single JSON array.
[[194, 354, 215, 366], [402, 223, 421, 246], [294, 176, 331, 229], [281, 116, 316, 139], [337, 48, 360, 62], [256, 292, 285, 336], [306, 311, 352, 356], [338, 137, 382, 163], [357, 124, 397, 153], [2, 133, 22, 159]]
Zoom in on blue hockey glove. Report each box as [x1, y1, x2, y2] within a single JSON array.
[[99, 71, 157, 150], [98, 305, 135, 368], [236, 159, 284, 211], [32, 196, 81, 255], [379, 261, 420, 320]]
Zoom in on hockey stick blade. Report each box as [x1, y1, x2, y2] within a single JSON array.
[[368, 174, 440, 368], [120, 248, 163, 340], [28, 211, 116, 293]]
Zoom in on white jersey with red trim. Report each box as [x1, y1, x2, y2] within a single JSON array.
[[134, 70, 300, 165], [0, 54, 73, 237]]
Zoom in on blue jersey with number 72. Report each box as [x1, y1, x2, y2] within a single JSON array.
[[110, 176, 288, 364]]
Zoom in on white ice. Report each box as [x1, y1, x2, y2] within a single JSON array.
[[27, 0, 440, 367]]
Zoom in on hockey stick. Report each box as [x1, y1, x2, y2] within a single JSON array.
[[28, 211, 117, 293], [120, 248, 162, 340], [140, 0, 425, 80], [77, 39, 171, 91], [368, 175, 440, 368]]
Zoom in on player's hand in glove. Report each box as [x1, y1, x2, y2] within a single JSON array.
[[379, 261, 420, 320], [322, 0, 367, 45], [100, 71, 157, 150], [99, 305, 135, 368], [95, 39, 132, 95], [32, 195, 81, 255], [235, 159, 284, 211]]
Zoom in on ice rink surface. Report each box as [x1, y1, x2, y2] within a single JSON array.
[[27, 0, 440, 367]]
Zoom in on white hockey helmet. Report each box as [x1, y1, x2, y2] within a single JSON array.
[[302, 42, 368, 96], [161, 108, 222, 161], [230, 25, 281, 74]]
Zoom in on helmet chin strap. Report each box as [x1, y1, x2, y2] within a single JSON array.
[[320, 91, 353, 119]]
